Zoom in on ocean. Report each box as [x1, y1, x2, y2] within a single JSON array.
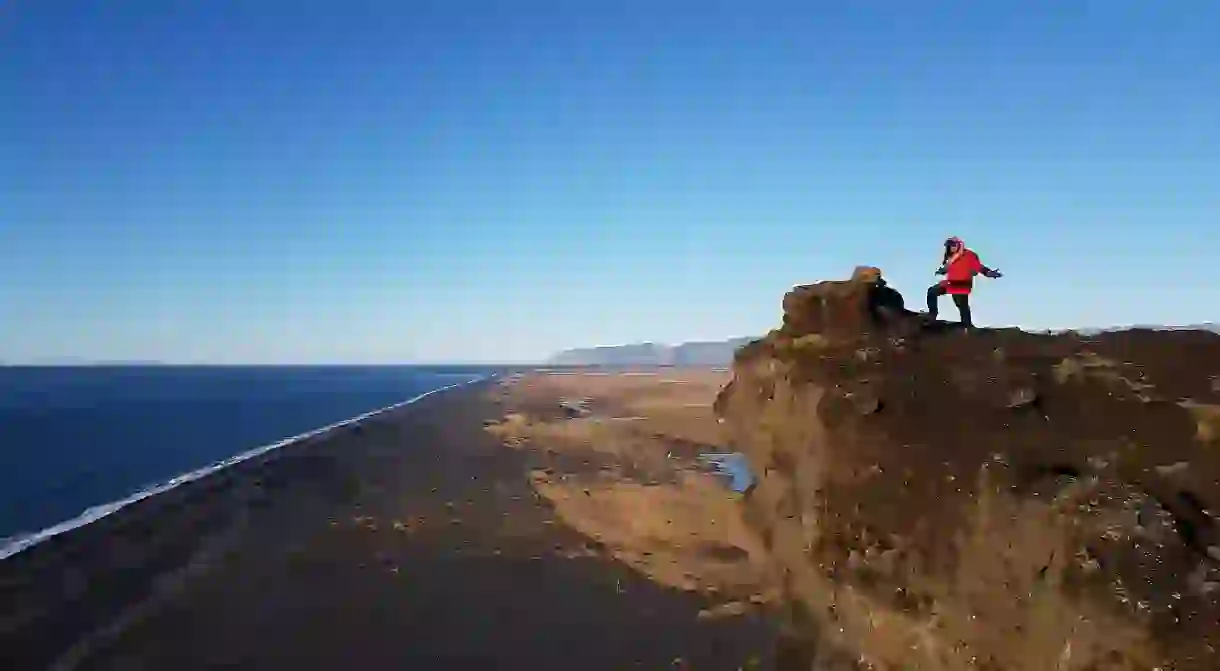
[[0, 365, 496, 554]]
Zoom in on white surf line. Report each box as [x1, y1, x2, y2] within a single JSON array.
[[0, 375, 492, 562]]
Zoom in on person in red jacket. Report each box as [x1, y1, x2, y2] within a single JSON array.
[[927, 237, 1002, 328]]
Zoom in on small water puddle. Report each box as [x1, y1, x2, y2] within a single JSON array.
[[697, 453, 756, 493]]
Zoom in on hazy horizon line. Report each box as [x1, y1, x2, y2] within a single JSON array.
[[6, 323, 1217, 367]]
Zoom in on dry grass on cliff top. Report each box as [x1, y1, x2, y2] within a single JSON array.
[[483, 371, 776, 616]]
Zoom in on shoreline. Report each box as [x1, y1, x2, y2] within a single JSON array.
[[0, 374, 491, 561], [3, 369, 779, 670]]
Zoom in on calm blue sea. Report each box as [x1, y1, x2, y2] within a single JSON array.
[[0, 365, 497, 545]]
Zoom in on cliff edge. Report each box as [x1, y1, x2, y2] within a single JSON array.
[[715, 267, 1220, 670]]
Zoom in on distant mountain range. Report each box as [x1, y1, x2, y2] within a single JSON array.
[[546, 337, 756, 367], [545, 323, 1220, 367], [1071, 323, 1220, 336]]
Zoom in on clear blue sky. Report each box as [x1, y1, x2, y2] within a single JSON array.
[[3, 0, 1218, 364]]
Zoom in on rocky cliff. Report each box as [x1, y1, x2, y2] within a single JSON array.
[[715, 267, 1220, 670]]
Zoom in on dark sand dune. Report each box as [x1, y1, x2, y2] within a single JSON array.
[[2, 386, 777, 670]]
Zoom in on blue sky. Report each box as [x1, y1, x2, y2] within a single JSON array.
[[3, 0, 1218, 363]]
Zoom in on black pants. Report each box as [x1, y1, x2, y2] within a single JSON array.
[[927, 284, 972, 327]]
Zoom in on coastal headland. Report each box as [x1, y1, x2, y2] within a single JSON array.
[[716, 267, 1220, 670]]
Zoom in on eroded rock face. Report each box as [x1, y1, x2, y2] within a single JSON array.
[[718, 268, 1220, 670], [778, 266, 914, 343]]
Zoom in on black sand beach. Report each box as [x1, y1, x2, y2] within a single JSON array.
[[2, 382, 778, 670]]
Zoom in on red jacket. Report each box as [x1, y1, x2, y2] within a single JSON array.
[[941, 248, 985, 295]]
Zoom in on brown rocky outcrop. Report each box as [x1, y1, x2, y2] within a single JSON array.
[[716, 268, 1220, 670]]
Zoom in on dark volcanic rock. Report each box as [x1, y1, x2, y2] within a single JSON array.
[[779, 266, 914, 341], [717, 267, 1220, 670]]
